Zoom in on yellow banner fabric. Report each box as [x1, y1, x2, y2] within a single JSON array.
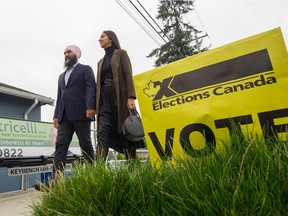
[[134, 27, 288, 165]]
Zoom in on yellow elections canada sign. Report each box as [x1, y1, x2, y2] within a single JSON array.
[[134, 27, 288, 165]]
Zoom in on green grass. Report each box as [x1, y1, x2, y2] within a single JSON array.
[[31, 133, 288, 216]]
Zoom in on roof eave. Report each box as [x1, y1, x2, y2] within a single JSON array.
[[0, 86, 54, 106]]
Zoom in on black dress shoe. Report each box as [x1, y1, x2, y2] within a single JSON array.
[[33, 182, 51, 192]]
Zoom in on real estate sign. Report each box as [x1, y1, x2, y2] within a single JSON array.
[[0, 118, 81, 157]]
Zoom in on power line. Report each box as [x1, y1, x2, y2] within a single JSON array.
[[126, 0, 185, 57], [182, 3, 211, 52], [192, 6, 213, 47], [123, 0, 166, 47], [115, 0, 163, 47], [117, 0, 209, 57], [135, 0, 168, 43]]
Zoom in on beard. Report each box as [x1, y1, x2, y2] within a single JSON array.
[[64, 56, 77, 68]]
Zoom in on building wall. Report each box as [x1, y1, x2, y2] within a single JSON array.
[[0, 168, 39, 193], [0, 93, 42, 193], [0, 94, 41, 120]]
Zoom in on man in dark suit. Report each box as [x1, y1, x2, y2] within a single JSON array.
[[34, 45, 96, 191]]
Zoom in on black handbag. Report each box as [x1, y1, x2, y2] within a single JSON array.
[[122, 109, 145, 141]]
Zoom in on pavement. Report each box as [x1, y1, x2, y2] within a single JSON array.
[[0, 189, 42, 216]]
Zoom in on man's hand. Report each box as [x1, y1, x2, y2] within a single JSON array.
[[86, 108, 96, 118], [53, 118, 58, 128]]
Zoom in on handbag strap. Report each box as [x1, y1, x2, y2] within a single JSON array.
[[128, 108, 140, 117]]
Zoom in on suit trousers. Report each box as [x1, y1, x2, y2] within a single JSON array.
[[53, 119, 95, 173]]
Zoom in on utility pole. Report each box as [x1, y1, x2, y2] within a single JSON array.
[[193, 30, 208, 53]]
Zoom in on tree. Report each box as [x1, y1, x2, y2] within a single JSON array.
[[147, 0, 208, 67]]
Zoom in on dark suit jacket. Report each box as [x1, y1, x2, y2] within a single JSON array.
[[54, 63, 96, 122]]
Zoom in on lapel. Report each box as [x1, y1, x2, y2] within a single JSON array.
[[111, 49, 121, 81], [97, 49, 121, 84], [60, 72, 66, 88], [98, 59, 104, 84], [111, 49, 120, 70], [66, 64, 80, 86]]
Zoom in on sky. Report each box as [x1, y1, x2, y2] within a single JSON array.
[[0, 0, 287, 122]]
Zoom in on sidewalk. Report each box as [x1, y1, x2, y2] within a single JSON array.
[[0, 189, 41, 216]]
